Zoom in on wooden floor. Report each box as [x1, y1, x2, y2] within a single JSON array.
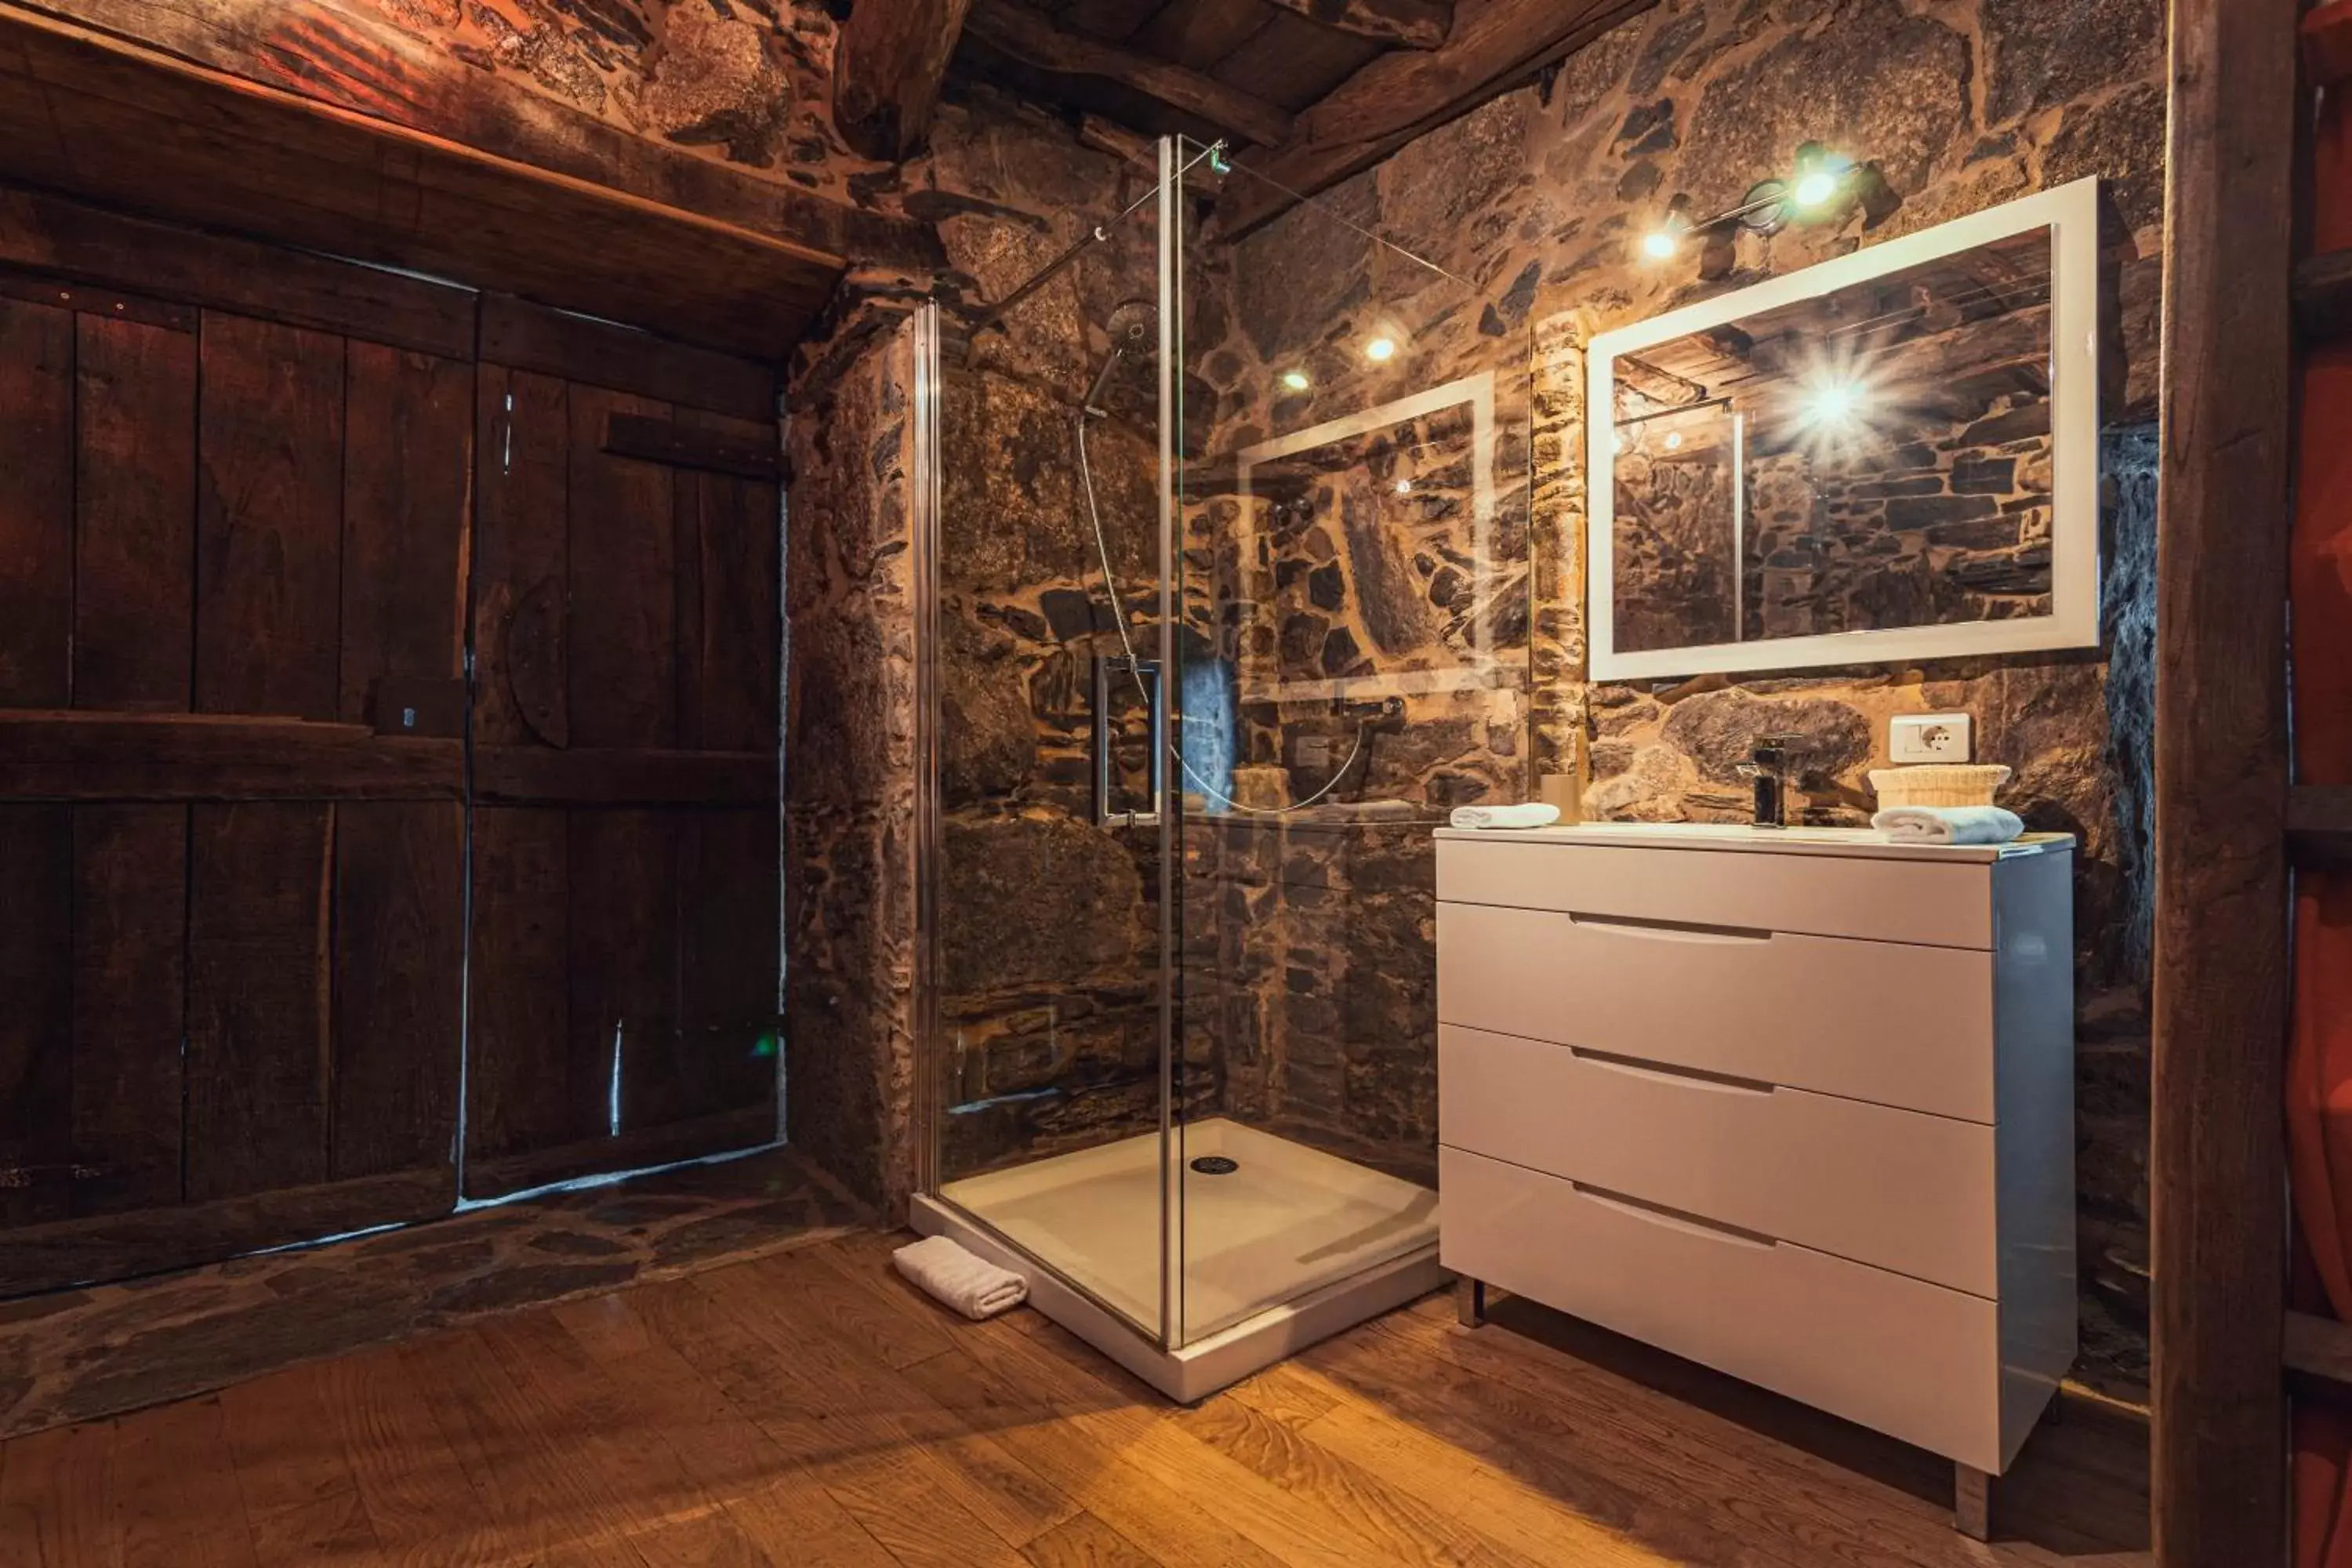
[[0, 1228, 2151, 1566]]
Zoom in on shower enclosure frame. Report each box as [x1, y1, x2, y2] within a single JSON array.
[[906, 137, 1445, 1403]]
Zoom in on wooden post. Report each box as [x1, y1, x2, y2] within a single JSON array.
[[2151, 0, 2298, 1563], [832, 0, 976, 162]]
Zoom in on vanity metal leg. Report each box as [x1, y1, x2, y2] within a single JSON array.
[[1454, 1276, 1486, 1329], [1954, 1463, 1993, 1541]]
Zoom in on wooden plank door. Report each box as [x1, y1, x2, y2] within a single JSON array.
[[464, 298, 782, 1198], [0, 194, 475, 1294]]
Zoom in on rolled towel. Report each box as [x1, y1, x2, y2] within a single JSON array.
[[892, 1235, 1029, 1319], [1871, 805, 2025, 846], [1448, 803, 1562, 831]]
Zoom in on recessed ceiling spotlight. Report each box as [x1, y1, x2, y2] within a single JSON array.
[[1365, 336, 1397, 362], [1663, 430, 1684, 451], [1280, 369, 1310, 392]]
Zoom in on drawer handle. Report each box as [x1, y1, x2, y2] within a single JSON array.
[[1566, 912, 1774, 945], [1572, 1182, 1780, 1250], [1568, 1046, 1777, 1096]]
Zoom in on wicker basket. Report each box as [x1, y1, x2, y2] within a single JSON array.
[[1868, 764, 2012, 810]]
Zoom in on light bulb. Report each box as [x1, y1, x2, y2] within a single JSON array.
[[1641, 228, 1680, 261], [1794, 170, 1838, 208], [1393, 478, 1412, 495], [1280, 369, 1309, 391], [1663, 431, 1683, 451], [1810, 382, 1860, 423], [1365, 337, 1397, 362]]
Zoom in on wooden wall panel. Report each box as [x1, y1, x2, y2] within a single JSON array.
[[0, 294, 73, 707], [569, 809, 683, 1142], [673, 408, 781, 756], [567, 386, 677, 750], [0, 194, 785, 1274], [463, 808, 572, 1173], [331, 801, 463, 1183], [184, 802, 335, 1203], [0, 805, 74, 1228], [0, 183, 478, 361], [74, 311, 196, 711], [478, 296, 776, 423], [339, 343, 470, 727], [194, 312, 345, 721], [471, 365, 569, 749], [70, 805, 188, 1218], [678, 808, 783, 1127]]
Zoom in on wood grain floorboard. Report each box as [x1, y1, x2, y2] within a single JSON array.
[[636, 1265, 1029, 1568], [314, 1345, 505, 1567], [396, 1329, 645, 1567], [113, 1395, 261, 1567], [1021, 1509, 1169, 1567], [473, 1308, 778, 1566], [552, 1289, 900, 1567], [220, 1367, 387, 1566], [0, 1228, 2152, 1567], [696, 1260, 1069, 1557], [0, 1416, 118, 1567]]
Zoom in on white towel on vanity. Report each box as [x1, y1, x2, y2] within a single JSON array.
[[1448, 803, 1562, 831], [892, 1235, 1029, 1319], [1871, 805, 2025, 846]]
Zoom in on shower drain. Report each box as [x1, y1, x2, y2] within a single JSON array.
[[1189, 1156, 1240, 1176]]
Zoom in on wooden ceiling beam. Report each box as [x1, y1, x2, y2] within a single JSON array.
[[4, 0, 939, 289], [0, 2, 866, 356], [1261, 0, 1452, 50], [833, 0, 977, 161], [1214, 0, 1659, 236], [965, 0, 1295, 147]]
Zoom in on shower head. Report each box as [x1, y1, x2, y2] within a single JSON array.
[[1083, 301, 1157, 419]]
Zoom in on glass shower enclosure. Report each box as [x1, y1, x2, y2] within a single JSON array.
[[909, 137, 1534, 1398]]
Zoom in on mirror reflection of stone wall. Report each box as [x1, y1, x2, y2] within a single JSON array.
[[1613, 226, 2057, 654]]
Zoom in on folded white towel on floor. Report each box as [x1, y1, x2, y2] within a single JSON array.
[[892, 1235, 1029, 1320], [1448, 803, 1562, 830], [1871, 805, 2025, 846]]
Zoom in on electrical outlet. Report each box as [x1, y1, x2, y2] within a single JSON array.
[[1890, 713, 1973, 764]]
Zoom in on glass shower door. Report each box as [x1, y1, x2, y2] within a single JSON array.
[[1167, 137, 1534, 1348], [920, 143, 1178, 1346]]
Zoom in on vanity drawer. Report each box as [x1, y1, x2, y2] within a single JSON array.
[[1439, 1025, 1995, 1295], [1439, 1147, 2002, 1470], [1436, 837, 1996, 949], [1436, 900, 1996, 1122]]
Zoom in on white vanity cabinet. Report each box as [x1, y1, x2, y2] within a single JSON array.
[[1434, 823, 2075, 1534]]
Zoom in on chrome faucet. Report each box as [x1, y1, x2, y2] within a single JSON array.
[[1739, 735, 1801, 828]]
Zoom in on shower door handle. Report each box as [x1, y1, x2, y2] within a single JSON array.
[[1094, 654, 1165, 829]]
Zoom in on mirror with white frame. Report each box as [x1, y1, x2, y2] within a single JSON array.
[[1586, 177, 2102, 680]]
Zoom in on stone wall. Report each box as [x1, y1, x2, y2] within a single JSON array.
[[1178, 0, 2165, 1397], [782, 311, 921, 1215]]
